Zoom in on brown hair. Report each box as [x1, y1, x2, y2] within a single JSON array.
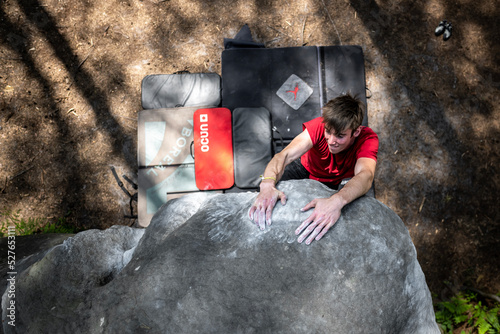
[[321, 94, 365, 135]]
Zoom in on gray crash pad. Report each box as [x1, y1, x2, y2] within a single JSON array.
[[1, 180, 439, 333]]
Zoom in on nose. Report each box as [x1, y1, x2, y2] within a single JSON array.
[[326, 134, 337, 145]]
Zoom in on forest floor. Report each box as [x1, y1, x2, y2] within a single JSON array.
[[1, 0, 499, 299]]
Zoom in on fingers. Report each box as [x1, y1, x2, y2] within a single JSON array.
[[264, 197, 276, 226], [257, 207, 266, 230], [248, 205, 256, 220], [296, 211, 336, 245], [315, 225, 331, 241], [279, 191, 287, 205], [253, 193, 339, 244], [303, 225, 322, 245], [298, 221, 332, 245], [296, 216, 323, 244], [250, 190, 287, 229], [249, 198, 268, 220], [295, 215, 314, 236], [307, 223, 332, 244], [265, 204, 273, 226], [249, 198, 273, 230], [300, 199, 317, 212]]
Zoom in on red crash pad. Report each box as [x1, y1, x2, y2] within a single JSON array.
[[193, 108, 234, 190]]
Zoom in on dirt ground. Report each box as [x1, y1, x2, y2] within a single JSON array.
[[1, 0, 499, 300]]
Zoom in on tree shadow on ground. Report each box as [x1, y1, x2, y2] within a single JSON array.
[[349, 0, 499, 293], [1, 0, 135, 225]]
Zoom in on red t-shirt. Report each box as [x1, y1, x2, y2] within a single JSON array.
[[301, 117, 379, 186]]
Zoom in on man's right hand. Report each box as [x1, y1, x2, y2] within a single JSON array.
[[248, 182, 287, 230]]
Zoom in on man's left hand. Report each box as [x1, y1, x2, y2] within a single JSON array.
[[295, 196, 344, 245]]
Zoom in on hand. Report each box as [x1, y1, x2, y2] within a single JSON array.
[[248, 182, 287, 230], [295, 196, 343, 245]]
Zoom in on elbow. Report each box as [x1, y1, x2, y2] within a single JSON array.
[[367, 169, 375, 185], [358, 169, 375, 194]]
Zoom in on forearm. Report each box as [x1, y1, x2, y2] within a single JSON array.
[[332, 170, 374, 206], [251, 153, 291, 228], [297, 175, 373, 244], [260, 152, 289, 187], [260, 130, 313, 188], [296, 158, 376, 244]]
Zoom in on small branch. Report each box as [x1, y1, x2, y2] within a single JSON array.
[[266, 25, 293, 40], [463, 286, 500, 303], [28, 150, 42, 164], [75, 52, 91, 71], [9, 166, 34, 181], [418, 196, 426, 213], [0, 177, 7, 193], [320, 0, 342, 45], [67, 107, 78, 117], [68, 25, 109, 90], [301, 16, 308, 45]]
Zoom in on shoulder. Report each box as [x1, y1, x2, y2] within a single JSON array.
[[358, 126, 379, 142], [354, 127, 379, 160], [303, 117, 324, 129], [303, 117, 325, 143], [360, 126, 377, 137]]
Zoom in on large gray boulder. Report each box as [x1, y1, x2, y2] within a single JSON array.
[[1, 180, 439, 333]]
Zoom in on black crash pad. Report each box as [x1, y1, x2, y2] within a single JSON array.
[[221, 45, 368, 140]]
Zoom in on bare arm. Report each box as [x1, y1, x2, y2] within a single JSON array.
[[295, 157, 377, 244], [248, 130, 313, 229], [260, 130, 313, 182], [329, 157, 376, 207]]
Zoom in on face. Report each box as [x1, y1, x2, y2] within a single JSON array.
[[324, 127, 361, 154]]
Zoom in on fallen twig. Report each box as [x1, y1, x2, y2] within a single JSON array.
[[4, 110, 15, 123], [462, 286, 500, 303], [76, 52, 91, 72], [418, 196, 426, 213], [68, 25, 109, 90], [67, 108, 78, 116], [301, 16, 307, 45], [265, 37, 282, 46], [266, 25, 293, 40], [9, 166, 34, 181], [28, 150, 42, 164], [320, 0, 342, 45], [0, 177, 7, 193]]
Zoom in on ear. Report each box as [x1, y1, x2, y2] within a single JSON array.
[[352, 126, 362, 137]]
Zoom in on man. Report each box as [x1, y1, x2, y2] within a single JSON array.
[[248, 94, 379, 245]]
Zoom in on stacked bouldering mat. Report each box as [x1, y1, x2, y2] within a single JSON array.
[[141, 72, 221, 110], [137, 107, 198, 226], [138, 73, 224, 226]]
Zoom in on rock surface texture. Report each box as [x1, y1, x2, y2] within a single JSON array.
[[1, 180, 439, 333]]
